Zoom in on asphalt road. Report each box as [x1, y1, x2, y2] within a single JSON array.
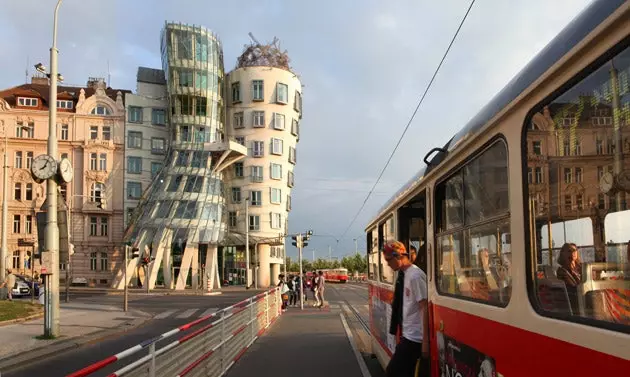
[[5, 290, 263, 377]]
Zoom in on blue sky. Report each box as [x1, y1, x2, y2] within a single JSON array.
[[0, 0, 594, 259]]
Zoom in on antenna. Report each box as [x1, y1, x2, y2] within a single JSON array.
[[25, 55, 29, 83], [107, 59, 111, 87]]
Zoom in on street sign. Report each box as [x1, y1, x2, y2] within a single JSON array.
[[41, 252, 53, 275]]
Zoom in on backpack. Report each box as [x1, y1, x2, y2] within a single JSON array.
[[287, 279, 294, 290]]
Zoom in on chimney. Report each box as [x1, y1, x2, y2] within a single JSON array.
[[31, 76, 49, 85]]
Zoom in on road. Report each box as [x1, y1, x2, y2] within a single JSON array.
[[5, 290, 262, 377]]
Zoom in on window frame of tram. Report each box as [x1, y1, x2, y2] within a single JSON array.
[[434, 138, 513, 308], [523, 39, 630, 332]]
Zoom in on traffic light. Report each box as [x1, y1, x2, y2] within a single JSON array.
[[292, 235, 300, 248], [302, 230, 312, 248]]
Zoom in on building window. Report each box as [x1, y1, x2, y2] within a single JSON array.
[[527, 167, 533, 184], [99, 153, 107, 171], [234, 162, 244, 178], [251, 166, 263, 182], [12, 251, 19, 269], [596, 138, 604, 154], [232, 187, 241, 203], [576, 194, 584, 210], [102, 126, 111, 141], [13, 215, 20, 233], [90, 252, 97, 270], [151, 162, 162, 178], [287, 195, 292, 211], [60, 124, 69, 140], [249, 215, 260, 231], [564, 168, 572, 184], [180, 125, 190, 142], [273, 113, 285, 130], [276, 83, 288, 104], [232, 82, 240, 102], [100, 252, 108, 271], [251, 191, 262, 206], [91, 183, 105, 203], [195, 96, 207, 116], [270, 188, 282, 204], [289, 147, 296, 164], [291, 119, 299, 137], [57, 100, 73, 109], [270, 213, 282, 229], [25, 183, 33, 201], [90, 126, 98, 140], [288, 171, 294, 187], [535, 167, 543, 184], [129, 106, 143, 123], [253, 111, 265, 128], [235, 136, 245, 145], [270, 163, 282, 180], [91, 106, 111, 115], [224, 211, 236, 228], [532, 141, 542, 155], [25, 152, 33, 169], [127, 157, 142, 174], [14, 152, 22, 169], [15, 122, 24, 138], [90, 153, 98, 170], [575, 167, 583, 183], [252, 80, 264, 101], [128, 131, 142, 149], [18, 97, 38, 107], [25, 215, 32, 234], [294, 90, 302, 113], [151, 138, 166, 154], [14, 183, 21, 200], [233, 112, 244, 129], [100, 217, 108, 236], [252, 141, 264, 157], [271, 138, 283, 155], [152, 109, 166, 125], [127, 182, 142, 199], [564, 195, 572, 211]]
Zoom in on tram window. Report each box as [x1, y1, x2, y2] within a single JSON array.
[[435, 140, 512, 306], [525, 44, 630, 330], [379, 217, 396, 284]]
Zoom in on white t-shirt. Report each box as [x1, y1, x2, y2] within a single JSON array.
[[401, 264, 428, 343]]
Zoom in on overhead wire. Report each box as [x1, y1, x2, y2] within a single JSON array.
[[336, 0, 477, 241]]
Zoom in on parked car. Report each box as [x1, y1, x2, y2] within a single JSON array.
[[15, 275, 39, 297]]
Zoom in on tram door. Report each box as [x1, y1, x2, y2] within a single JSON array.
[[398, 192, 427, 273]]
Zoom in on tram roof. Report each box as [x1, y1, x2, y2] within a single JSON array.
[[365, 0, 626, 230]]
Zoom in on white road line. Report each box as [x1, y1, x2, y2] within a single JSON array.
[[176, 309, 198, 319], [199, 308, 219, 317], [339, 307, 372, 377], [154, 310, 176, 319]]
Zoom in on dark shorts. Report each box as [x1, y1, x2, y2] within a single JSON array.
[[385, 337, 429, 377]]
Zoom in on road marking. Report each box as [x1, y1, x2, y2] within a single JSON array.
[[176, 309, 198, 319], [199, 308, 219, 317], [339, 309, 372, 377], [155, 310, 176, 319]]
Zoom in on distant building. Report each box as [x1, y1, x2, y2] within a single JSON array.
[[0, 76, 129, 286]]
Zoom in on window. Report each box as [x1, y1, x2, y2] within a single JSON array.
[[14, 152, 22, 169], [91, 106, 111, 115], [90, 153, 98, 170], [251, 191, 262, 206], [252, 80, 264, 101], [60, 124, 69, 140], [176, 151, 189, 166], [294, 90, 302, 113], [15, 122, 24, 138], [12, 251, 19, 269], [18, 97, 38, 107], [99, 153, 107, 171], [235, 136, 245, 146], [25, 215, 32, 234], [288, 171, 294, 187], [151, 162, 162, 178], [270, 163, 282, 180], [12, 215, 20, 233], [102, 126, 111, 141], [195, 96, 207, 116], [89, 217, 97, 236], [253, 111, 265, 127], [525, 44, 630, 332], [232, 187, 241, 203], [127, 182, 142, 199], [276, 83, 288, 104], [436, 141, 511, 306], [564, 168, 572, 184], [535, 167, 543, 184], [232, 82, 240, 102], [234, 162, 244, 178], [90, 252, 97, 270], [25, 183, 33, 201], [100, 252, 108, 271], [249, 215, 260, 231], [252, 141, 264, 157], [91, 183, 105, 203], [291, 119, 299, 137], [273, 113, 285, 130], [270, 188, 282, 204], [151, 138, 166, 154], [128, 131, 142, 149], [178, 69, 193, 87], [271, 213, 282, 229], [90, 126, 98, 140], [129, 107, 143, 123], [100, 217, 108, 236], [233, 112, 244, 128], [57, 100, 73, 109], [228, 211, 237, 228], [527, 167, 533, 184], [288, 147, 296, 164], [287, 195, 292, 211], [271, 138, 283, 155], [152, 109, 166, 125], [532, 141, 542, 155], [167, 175, 183, 192], [251, 166, 263, 182], [127, 157, 142, 174], [14, 183, 21, 200], [24, 152, 33, 169]]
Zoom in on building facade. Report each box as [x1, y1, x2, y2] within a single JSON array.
[[222, 40, 303, 288], [115, 23, 246, 291], [0, 76, 128, 286]]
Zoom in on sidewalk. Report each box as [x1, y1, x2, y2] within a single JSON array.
[[0, 302, 149, 372], [226, 305, 371, 377], [68, 285, 265, 295]]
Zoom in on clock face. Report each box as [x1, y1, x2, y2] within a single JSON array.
[[599, 172, 615, 194], [59, 158, 73, 183], [31, 155, 58, 181], [617, 170, 630, 192]]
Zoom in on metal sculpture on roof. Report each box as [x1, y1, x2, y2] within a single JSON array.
[[236, 33, 291, 71]]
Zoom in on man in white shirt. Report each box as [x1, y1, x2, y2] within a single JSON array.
[[383, 241, 429, 377]]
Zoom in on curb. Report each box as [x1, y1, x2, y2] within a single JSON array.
[[0, 311, 44, 327], [0, 312, 151, 374]]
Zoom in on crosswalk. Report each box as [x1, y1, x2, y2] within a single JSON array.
[[152, 307, 219, 320]]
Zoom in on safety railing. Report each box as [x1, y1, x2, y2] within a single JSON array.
[[67, 287, 281, 377]]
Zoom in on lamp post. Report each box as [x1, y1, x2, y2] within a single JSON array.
[[245, 195, 250, 288], [0, 121, 7, 297]]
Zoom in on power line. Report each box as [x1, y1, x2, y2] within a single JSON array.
[[337, 0, 476, 241]]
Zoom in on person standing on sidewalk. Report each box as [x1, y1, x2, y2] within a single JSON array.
[[0, 268, 16, 301], [315, 270, 326, 308], [383, 241, 429, 377]]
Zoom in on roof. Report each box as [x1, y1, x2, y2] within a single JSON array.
[[366, 0, 627, 229], [137, 67, 166, 85]]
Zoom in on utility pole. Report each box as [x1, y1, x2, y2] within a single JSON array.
[[328, 245, 331, 263], [123, 245, 128, 312], [0, 123, 7, 297], [298, 233, 303, 310], [354, 238, 358, 255]]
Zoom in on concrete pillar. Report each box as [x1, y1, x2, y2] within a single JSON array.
[[257, 244, 271, 287], [204, 244, 221, 291], [271, 262, 280, 287]]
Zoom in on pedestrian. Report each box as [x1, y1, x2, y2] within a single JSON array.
[[0, 268, 17, 301], [383, 241, 429, 377], [315, 270, 326, 308], [277, 274, 289, 311]]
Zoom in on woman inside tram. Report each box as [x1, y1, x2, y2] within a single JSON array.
[[556, 243, 582, 313]]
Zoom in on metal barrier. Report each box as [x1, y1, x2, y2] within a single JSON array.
[[67, 288, 281, 377]]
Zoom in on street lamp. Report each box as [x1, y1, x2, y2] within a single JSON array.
[[244, 195, 250, 288], [0, 121, 7, 296]]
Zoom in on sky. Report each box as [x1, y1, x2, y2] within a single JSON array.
[[0, 0, 596, 260]]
